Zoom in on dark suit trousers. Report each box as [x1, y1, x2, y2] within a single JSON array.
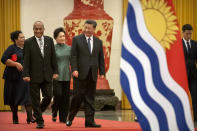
[[68, 69, 96, 124], [188, 74, 197, 120], [51, 80, 70, 122], [30, 81, 52, 124]]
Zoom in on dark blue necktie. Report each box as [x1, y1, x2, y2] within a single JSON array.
[[87, 37, 91, 53], [186, 42, 191, 54]]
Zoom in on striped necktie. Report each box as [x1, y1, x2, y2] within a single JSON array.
[[39, 38, 44, 57]]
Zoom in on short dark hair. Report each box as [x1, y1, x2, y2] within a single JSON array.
[[10, 30, 22, 43], [53, 27, 65, 39], [85, 20, 97, 28], [182, 24, 193, 32], [33, 21, 44, 29]]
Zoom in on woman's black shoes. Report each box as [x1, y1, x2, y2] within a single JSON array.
[[12, 114, 19, 124], [26, 117, 36, 124]]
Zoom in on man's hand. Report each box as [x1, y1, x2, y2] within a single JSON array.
[[100, 75, 105, 79], [72, 70, 78, 78], [23, 77, 30, 82], [15, 62, 23, 71], [53, 74, 59, 79]]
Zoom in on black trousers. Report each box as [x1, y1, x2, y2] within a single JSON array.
[[68, 69, 96, 124], [51, 80, 70, 122], [30, 81, 52, 124], [188, 73, 197, 121]]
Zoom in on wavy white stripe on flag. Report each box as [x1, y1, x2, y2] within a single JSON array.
[[131, 0, 193, 130], [120, 58, 159, 130], [122, 19, 179, 131], [120, 0, 194, 131]]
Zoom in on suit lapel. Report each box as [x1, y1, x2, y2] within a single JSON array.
[[190, 40, 194, 50], [44, 36, 48, 58], [82, 34, 91, 55], [190, 40, 195, 55], [182, 39, 188, 55], [92, 36, 97, 55]]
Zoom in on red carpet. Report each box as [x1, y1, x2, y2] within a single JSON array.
[[0, 112, 141, 131]]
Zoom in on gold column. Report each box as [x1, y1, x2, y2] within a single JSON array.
[[121, 0, 131, 110], [0, 0, 21, 110], [173, 0, 197, 40]]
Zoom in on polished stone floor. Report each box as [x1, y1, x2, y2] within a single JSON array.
[[43, 109, 197, 127], [43, 109, 136, 122], [76, 110, 136, 122]]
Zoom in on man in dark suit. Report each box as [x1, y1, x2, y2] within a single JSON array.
[[23, 21, 58, 128], [66, 20, 105, 128], [182, 24, 197, 122]]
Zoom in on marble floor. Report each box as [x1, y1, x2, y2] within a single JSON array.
[[76, 110, 136, 122], [43, 109, 136, 122], [42, 109, 197, 127]]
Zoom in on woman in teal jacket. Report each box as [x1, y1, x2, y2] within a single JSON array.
[[51, 27, 71, 123]]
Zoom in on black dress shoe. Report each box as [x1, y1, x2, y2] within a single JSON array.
[[36, 123, 44, 129], [26, 119, 31, 124], [66, 120, 72, 126], [27, 118, 36, 124], [31, 117, 36, 123], [13, 119, 19, 124], [85, 123, 101, 128], [52, 116, 57, 122]]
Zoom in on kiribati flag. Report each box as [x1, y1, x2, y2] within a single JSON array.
[[120, 0, 194, 130]]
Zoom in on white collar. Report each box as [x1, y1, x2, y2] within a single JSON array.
[[35, 36, 44, 41], [183, 37, 190, 43], [85, 35, 93, 41], [16, 44, 23, 49]]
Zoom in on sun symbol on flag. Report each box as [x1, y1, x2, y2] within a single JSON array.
[[140, 0, 179, 50]]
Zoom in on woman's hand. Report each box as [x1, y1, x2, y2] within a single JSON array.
[[53, 74, 59, 79], [15, 62, 23, 71], [23, 77, 30, 82], [72, 70, 78, 78]]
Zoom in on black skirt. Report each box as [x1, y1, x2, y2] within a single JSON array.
[[4, 76, 31, 106]]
